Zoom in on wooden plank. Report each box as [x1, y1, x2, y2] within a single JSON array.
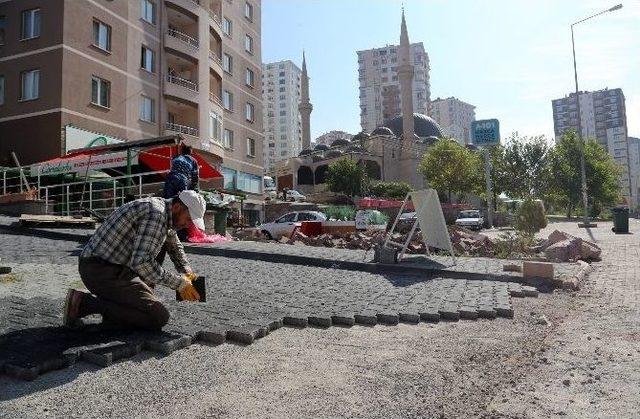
[[18, 214, 97, 227]]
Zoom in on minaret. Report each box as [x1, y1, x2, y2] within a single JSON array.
[[397, 9, 415, 158], [299, 51, 313, 150]]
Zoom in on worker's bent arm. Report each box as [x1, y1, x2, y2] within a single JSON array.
[[166, 229, 192, 274], [129, 211, 183, 289]]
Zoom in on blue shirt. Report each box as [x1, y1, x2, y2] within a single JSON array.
[[170, 155, 199, 188]]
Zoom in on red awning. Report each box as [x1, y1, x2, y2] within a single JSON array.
[[138, 145, 222, 179]]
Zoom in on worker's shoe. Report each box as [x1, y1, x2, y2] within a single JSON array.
[[62, 288, 86, 328]]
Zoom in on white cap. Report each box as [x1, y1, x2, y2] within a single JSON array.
[[178, 190, 206, 230]]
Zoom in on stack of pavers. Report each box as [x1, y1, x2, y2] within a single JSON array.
[[0, 276, 538, 382]]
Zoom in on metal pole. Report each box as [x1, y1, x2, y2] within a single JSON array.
[[483, 148, 494, 228], [89, 182, 93, 210], [572, 24, 590, 226], [3, 169, 6, 195], [45, 187, 49, 214]]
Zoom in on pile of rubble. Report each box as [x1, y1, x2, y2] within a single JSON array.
[[542, 230, 601, 262]]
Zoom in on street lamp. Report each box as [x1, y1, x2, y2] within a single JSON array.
[[571, 4, 622, 227]]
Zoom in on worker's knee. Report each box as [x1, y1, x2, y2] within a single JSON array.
[[147, 302, 170, 330]]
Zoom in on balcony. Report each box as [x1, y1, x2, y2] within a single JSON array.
[[209, 91, 223, 107], [208, 50, 223, 75], [165, 74, 199, 104], [166, 0, 200, 14], [167, 28, 199, 49], [166, 122, 199, 137]]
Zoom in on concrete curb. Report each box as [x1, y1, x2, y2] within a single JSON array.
[[561, 260, 593, 290]]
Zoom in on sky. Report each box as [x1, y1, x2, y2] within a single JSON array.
[[261, 0, 640, 142]]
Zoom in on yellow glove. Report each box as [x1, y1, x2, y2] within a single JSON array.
[[185, 271, 197, 282], [178, 275, 200, 302]]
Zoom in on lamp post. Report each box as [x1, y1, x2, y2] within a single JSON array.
[[571, 4, 622, 227]]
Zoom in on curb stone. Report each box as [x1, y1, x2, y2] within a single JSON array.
[[561, 261, 593, 290]]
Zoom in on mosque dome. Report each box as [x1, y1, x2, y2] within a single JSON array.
[[325, 149, 343, 159], [314, 144, 330, 151], [382, 113, 445, 139], [299, 148, 313, 156], [330, 138, 350, 147], [371, 126, 395, 136]]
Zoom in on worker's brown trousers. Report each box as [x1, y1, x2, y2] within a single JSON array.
[[78, 256, 170, 330]]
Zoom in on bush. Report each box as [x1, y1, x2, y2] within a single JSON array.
[[514, 199, 547, 235], [323, 205, 356, 221], [370, 182, 413, 199]]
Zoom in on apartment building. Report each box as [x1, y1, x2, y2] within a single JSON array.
[[313, 130, 353, 147], [357, 42, 430, 133], [261, 60, 301, 174], [430, 97, 476, 145], [552, 88, 631, 199], [0, 0, 263, 212]]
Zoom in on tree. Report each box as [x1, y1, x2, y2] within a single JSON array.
[[495, 134, 552, 199], [418, 139, 483, 202], [548, 131, 621, 217], [326, 157, 368, 197], [370, 181, 413, 199]]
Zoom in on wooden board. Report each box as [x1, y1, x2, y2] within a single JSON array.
[[19, 214, 97, 228]]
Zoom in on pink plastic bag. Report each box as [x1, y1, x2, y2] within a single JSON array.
[[186, 222, 230, 244]]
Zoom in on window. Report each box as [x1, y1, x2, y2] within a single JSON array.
[[246, 138, 256, 157], [139, 95, 155, 122], [280, 150, 287, 156], [245, 68, 254, 87], [245, 102, 255, 122], [279, 71, 285, 77], [237, 171, 261, 194], [209, 111, 222, 142], [92, 20, 111, 51], [141, 0, 156, 24], [222, 17, 232, 37], [91, 76, 110, 108], [279, 87, 285, 92], [223, 128, 234, 149], [279, 103, 285, 108], [0, 16, 6, 45], [0, 75, 4, 105], [140, 46, 155, 72], [278, 213, 296, 223], [245, 2, 254, 21], [223, 90, 233, 110], [20, 69, 40, 101], [279, 110, 286, 116], [21, 8, 41, 40], [244, 34, 253, 53], [222, 53, 232, 73], [221, 167, 236, 189], [268, 142, 275, 148]]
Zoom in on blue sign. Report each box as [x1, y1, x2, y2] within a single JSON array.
[[471, 119, 500, 146]]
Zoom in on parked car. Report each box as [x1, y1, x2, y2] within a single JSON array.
[[455, 210, 484, 230], [396, 211, 417, 233], [259, 211, 326, 239], [286, 190, 306, 202]]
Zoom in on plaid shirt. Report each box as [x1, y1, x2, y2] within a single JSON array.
[[80, 197, 191, 289]]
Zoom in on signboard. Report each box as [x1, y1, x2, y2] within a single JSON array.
[[471, 119, 500, 146], [64, 125, 124, 153], [410, 189, 454, 255], [30, 151, 137, 176]]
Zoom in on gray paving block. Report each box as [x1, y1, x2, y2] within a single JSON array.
[[399, 312, 420, 324], [197, 326, 228, 345], [81, 342, 141, 367], [438, 306, 460, 321], [458, 307, 479, 320], [226, 326, 261, 345], [418, 309, 441, 323], [376, 312, 400, 325], [0, 266, 11, 274], [308, 314, 332, 328], [477, 306, 497, 319], [354, 310, 378, 326], [509, 289, 526, 298], [331, 313, 356, 327], [522, 286, 539, 297], [144, 334, 192, 355], [283, 313, 308, 328], [495, 305, 514, 318]]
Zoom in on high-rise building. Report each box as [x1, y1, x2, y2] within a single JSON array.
[[628, 137, 640, 208], [0, 0, 263, 208], [261, 59, 302, 174], [552, 88, 631, 199], [357, 40, 430, 133], [430, 97, 476, 145], [313, 130, 353, 147]]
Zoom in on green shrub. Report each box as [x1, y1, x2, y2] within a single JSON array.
[[514, 199, 547, 235], [370, 182, 413, 199], [323, 205, 356, 221]]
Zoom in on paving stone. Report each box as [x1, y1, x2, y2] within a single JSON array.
[[398, 312, 420, 324], [197, 326, 228, 345], [331, 313, 356, 327], [495, 305, 515, 319], [376, 312, 400, 325], [308, 314, 333, 328], [81, 342, 142, 367], [458, 307, 479, 320], [226, 326, 262, 345], [477, 306, 497, 319], [354, 311, 378, 326], [282, 313, 309, 328], [144, 333, 192, 355], [418, 309, 441, 323], [438, 306, 461, 321], [522, 286, 539, 297]]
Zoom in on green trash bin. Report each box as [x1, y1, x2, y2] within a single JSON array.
[[612, 207, 629, 234], [213, 207, 229, 235]]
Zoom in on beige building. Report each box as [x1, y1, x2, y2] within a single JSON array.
[[430, 97, 476, 145], [313, 130, 353, 147], [0, 0, 263, 215]]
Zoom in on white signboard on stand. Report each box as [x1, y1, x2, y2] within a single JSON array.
[[409, 189, 454, 255]]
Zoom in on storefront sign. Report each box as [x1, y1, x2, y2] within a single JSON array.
[[65, 125, 124, 153], [30, 151, 137, 176]]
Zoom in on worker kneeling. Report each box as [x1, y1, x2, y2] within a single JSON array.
[[63, 190, 206, 330]]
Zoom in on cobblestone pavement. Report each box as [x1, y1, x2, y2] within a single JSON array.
[[0, 229, 538, 381]]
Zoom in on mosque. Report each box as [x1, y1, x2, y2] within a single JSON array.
[[273, 10, 444, 195]]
